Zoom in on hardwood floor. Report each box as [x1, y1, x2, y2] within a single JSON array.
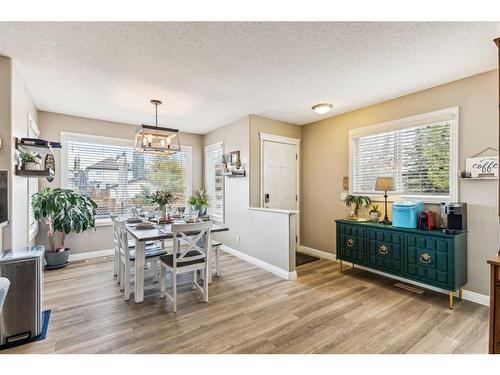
[[2, 252, 489, 354]]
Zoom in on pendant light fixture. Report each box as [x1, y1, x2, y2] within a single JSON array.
[[134, 99, 181, 155]]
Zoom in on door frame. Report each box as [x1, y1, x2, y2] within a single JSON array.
[[259, 132, 301, 210]]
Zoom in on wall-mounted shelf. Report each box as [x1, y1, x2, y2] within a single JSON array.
[[15, 165, 54, 178], [15, 137, 61, 155], [222, 170, 246, 178], [460, 176, 498, 181]]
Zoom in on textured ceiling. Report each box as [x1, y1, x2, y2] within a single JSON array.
[[0, 22, 498, 134]]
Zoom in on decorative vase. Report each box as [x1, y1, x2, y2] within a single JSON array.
[[198, 205, 207, 216], [370, 211, 380, 222]]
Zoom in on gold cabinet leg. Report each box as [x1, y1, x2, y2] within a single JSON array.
[[339, 260, 343, 273], [449, 291, 454, 310], [458, 288, 463, 301]]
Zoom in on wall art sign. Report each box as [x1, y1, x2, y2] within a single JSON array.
[[465, 156, 498, 177]]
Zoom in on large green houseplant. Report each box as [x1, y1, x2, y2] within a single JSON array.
[[32, 188, 97, 268]]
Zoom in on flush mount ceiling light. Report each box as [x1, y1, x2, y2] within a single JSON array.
[[134, 99, 181, 155], [312, 103, 333, 115]]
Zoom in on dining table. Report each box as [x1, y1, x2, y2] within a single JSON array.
[[125, 221, 229, 303]]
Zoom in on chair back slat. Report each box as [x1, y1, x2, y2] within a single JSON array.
[[172, 221, 212, 266]]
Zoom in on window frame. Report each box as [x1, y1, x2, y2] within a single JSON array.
[[348, 107, 459, 203], [60, 131, 192, 226], [204, 141, 225, 223]]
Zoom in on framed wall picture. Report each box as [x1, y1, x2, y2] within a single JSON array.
[[465, 156, 498, 177]]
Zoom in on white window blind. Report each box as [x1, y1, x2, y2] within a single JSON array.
[[350, 108, 458, 201], [205, 142, 224, 223], [61, 133, 192, 221]]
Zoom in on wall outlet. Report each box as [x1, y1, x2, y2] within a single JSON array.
[[236, 235, 240, 243], [340, 192, 348, 201]]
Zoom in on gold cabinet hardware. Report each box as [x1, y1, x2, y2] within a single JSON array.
[[346, 238, 355, 248], [378, 244, 389, 255], [419, 252, 432, 264]]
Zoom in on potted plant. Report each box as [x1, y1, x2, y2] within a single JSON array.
[[32, 188, 97, 269], [344, 194, 371, 221], [149, 189, 176, 217], [188, 188, 209, 216], [221, 154, 229, 173], [19, 151, 42, 170], [369, 203, 381, 222]]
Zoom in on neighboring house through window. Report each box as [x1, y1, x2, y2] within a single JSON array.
[[349, 107, 459, 203], [61, 132, 192, 223], [205, 142, 224, 223]]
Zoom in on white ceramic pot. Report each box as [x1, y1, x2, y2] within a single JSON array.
[[24, 162, 41, 170], [370, 212, 380, 222]]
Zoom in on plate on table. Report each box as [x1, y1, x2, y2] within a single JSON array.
[[126, 217, 142, 224], [135, 222, 155, 230]]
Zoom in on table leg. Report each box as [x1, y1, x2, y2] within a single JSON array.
[[134, 240, 145, 303]]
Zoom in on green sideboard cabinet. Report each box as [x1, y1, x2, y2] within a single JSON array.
[[335, 219, 467, 309]]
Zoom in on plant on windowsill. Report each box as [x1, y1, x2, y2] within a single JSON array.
[[344, 194, 371, 221], [19, 151, 42, 171], [188, 188, 209, 216], [369, 203, 381, 222], [32, 188, 97, 269]]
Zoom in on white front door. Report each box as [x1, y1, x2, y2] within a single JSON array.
[[262, 140, 298, 210]]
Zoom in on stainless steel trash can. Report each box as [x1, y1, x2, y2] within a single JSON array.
[[0, 246, 44, 345]]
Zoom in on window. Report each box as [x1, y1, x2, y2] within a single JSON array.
[[349, 107, 458, 202], [205, 142, 224, 223], [61, 132, 192, 223]]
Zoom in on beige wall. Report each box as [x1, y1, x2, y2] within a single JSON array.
[[203, 116, 297, 272], [11, 62, 38, 249], [37, 111, 204, 254], [301, 69, 498, 295], [0, 57, 12, 250], [249, 115, 301, 207], [0, 57, 38, 251]]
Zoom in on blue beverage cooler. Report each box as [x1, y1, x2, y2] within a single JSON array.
[[392, 201, 424, 228]]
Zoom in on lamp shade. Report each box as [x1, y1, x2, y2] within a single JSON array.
[[375, 177, 394, 192]]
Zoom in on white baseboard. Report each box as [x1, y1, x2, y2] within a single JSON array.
[[221, 245, 297, 280], [68, 248, 114, 262], [298, 245, 336, 261], [297, 246, 489, 307]]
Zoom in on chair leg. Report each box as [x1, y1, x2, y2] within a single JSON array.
[[124, 265, 131, 301], [152, 260, 158, 282], [119, 259, 125, 290], [215, 246, 220, 276], [160, 264, 166, 298], [117, 254, 122, 285], [192, 270, 197, 290], [203, 263, 209, 303], [172, 270, 177, 312], [113, 248, 118, 277]]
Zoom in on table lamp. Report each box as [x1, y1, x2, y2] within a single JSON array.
[[375, 177, 394, 225]]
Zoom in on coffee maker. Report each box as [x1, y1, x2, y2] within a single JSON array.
[[441, 202, 467, 234]]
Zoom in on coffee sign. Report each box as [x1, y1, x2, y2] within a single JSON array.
[[465, 156, 498, 177]]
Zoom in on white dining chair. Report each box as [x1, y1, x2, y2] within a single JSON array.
[[159, 221, 212, 312], [116, 220, 167, 301]]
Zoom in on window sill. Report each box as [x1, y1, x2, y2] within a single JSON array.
[[352, 193, 452, 205]]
